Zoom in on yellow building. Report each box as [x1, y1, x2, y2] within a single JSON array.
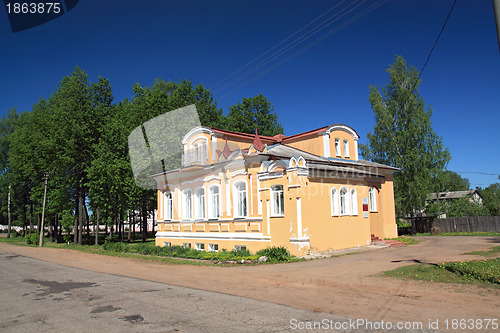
[[153, 124, 398, 256]]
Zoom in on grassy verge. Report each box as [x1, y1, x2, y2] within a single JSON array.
[[0, 236, 300, 265], [465, 246, 500, 257], [387, 236, 419, 245], [383, 259, 500, 286], [400, 232, 500, 237]]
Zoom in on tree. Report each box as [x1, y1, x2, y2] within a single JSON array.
[[360, 56, 450, 217], [226, 94, 284, 136], [434, 170, 470, 192], [479, 183, 500, 216]]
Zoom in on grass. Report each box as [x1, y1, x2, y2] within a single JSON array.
[[0, 235, 299, 265], [387, 236, 419, 245], [465, 246, 500, 257], [383, 258, 500, 287]]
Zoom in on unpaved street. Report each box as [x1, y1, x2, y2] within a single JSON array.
[[1, 236, 499, 332]]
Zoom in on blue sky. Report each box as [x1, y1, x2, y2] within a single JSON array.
[[1, 0, 499, 188]]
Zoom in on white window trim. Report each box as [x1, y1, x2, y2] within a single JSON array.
[[350, 188, 358, 216], [182, 189, 193, 220], [339, 186, 350, 216], [331, 187, 339, 216], [343, 139, 350, 158], [270, 185, 284, 217], [208, 185, 221, 220], [208, 243, 219, 252], [164, 191, 173, 221], [194, 187, 206, 220], [335, 138, 341, 157], [233, 180, 249, 218], [369, 187, 377, 212], [194, 243, 205, 251]]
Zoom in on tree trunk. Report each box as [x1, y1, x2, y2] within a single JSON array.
[[94, 209, 99, 246], [7, 184, 11, 238], [141, 202, 147, 242], [84, 202, 90, 244], [127, 211, 131, 242], [29, 202, 33, 234], [132, 210, 136, 241], [73, 199, 78, 244], [78, 187, 84, 245]]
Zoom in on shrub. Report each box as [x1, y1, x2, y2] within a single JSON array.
[[102, 241, 129, 253], [25, 232, 40, 245], [257, 246, 292, 262]]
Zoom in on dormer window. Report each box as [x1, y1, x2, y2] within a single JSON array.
[[343, 140, 349, 158], [335, 138, 341, 157]]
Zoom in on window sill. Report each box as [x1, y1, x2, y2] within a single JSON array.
[[270, 214, 285, 218]]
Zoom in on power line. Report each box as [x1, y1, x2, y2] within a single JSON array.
[[416, 0, 457, 83], [213, 0, 386, 96]]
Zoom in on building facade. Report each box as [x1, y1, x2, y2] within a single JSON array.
[[152, 124, 398, 256]]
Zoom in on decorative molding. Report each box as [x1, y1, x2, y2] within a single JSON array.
[[156, 231, 271, 242], [181, 126, 214, 145]]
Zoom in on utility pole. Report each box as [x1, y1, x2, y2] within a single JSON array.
[[494, 0, 500, 54], [39, 173, 48, 247], [7, 184, 11, 238]]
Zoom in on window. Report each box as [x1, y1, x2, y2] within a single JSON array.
[[233, 181, 247, 218], [344, 140, 349, 158], [331, 187, 339, 216], [200, 141, 207, 163], [183, 189, 193, 219], [163, 242, 171, 247], [208, 243, 219, 252], [350, 188, 358, 215], [194, 187, 206, 219], [182, 243, 191, 248], [164, 191, 172, 221], [335, 138, 341, 157], [271, 185, 284, 216], [369, 187, 377, 212], [340, 187, 350, 215], [208, 185, 220, 219], [194, 243, 205, 251], [234, 245, 246, 251]]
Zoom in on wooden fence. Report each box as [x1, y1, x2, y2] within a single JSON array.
[[398, 216, 500, 235]]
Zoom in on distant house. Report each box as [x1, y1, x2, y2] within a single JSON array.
[[152, 124, 399, 256], [426, 190, 483, 218], [427, 190, 482, 205]]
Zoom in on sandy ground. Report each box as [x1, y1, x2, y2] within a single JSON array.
[[1, 236, 499, 331]]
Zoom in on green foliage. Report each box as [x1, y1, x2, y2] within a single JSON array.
[[440, 258, 500, 284], [225, 94, 284, 136], [434, 170, 470, 192], [360, 56, 450, 217], [478, 183, 500, 216], [25, 232, 40, 245], [256, 246, 292, 262], [426, 197, 489, 217]]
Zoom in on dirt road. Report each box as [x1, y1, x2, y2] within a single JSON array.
[[1, 236, 499, 331]]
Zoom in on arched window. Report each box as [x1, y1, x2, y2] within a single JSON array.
[[194, 187, 205, 219], [369, 187, 377, 212], [331, 187, 339, 216], [271, 185, 284, 216], [183, 189, 193, 220], [208, 185, 220, 219], [233, 181, 247, 218], [350, 188, 358, 216], [340, 187, 350, 215], [164, 191, 173, 221]]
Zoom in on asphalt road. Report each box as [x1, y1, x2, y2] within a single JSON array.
[[0, 251, 343, 333], [0, 251, 438, 333]]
